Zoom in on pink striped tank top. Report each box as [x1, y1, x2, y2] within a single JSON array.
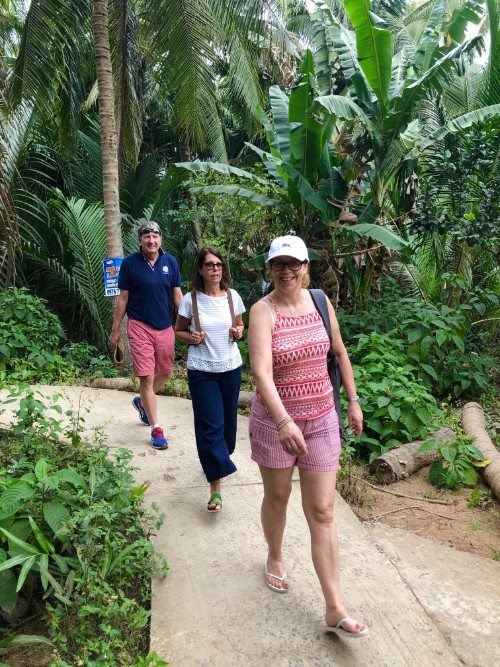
[[256, 295, 334, 420]]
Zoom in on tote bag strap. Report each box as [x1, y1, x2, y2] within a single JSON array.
[[226, 289, 236, 328], [191, 290, 201, 332]]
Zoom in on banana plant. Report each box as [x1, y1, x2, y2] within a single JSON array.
[[311, 0, 500, 214], [153, 49, 406, 258]]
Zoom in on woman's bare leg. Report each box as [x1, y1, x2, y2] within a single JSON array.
[[299, 469, 367, 634], [259, 465, 294, 590]]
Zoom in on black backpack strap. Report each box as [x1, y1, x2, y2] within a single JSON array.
[[309, 289, 345, 440]]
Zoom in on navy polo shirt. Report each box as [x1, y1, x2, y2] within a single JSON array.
[[118, 250, 181, 329]]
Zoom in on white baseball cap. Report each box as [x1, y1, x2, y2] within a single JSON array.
[[267, 235, 309, 263]]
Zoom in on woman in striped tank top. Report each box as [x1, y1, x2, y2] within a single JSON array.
[[248, 235, 368, 639]]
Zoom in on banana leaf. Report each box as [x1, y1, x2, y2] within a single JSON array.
[[344, 0, 392, 108]]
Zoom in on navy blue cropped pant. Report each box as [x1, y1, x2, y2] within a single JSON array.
[[187, 366, 241, 483]]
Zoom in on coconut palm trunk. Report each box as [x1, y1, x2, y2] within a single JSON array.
[[92, 0, 123, 259], [92, 0, 127, 362]]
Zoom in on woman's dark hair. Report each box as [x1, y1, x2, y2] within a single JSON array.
[[191, 247, 232, 293]]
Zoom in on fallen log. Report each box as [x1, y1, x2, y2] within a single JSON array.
[[462, 402, 500, 503], [369, 428, 456, 484], [90, 377, 254, 407]]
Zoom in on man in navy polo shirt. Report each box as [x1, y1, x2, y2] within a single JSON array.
[[109, 222, 183, 449]]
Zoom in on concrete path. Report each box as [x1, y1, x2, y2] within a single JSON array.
[[1, 386, 499, 666]]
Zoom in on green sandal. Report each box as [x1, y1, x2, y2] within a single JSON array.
[[207, 493, 222, 512]]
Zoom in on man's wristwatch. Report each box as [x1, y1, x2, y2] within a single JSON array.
[[347, 396, 360, 402]]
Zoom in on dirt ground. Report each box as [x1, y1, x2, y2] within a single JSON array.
[[339, 463, 500, 561]]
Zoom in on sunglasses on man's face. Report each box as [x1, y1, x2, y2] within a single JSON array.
[[139, 227, 161, 237]]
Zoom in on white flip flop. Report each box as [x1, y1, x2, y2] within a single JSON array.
[[264, 562, 289, 593], [325, 617, 369, 638]]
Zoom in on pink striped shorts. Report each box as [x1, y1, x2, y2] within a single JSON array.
[[249, 396, 341, 471]]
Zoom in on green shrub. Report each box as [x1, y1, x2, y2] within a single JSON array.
[[0, 287, 69, 383], [349, 332, 442, 461], [417, 434, 488, 490], [0, 288, 117, 384], [338, 283, 497, 401], [0, 386, 167, 665], [62, 341, 117, 379]]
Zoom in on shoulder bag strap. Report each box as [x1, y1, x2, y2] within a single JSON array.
[[309, 289, 345, 439], [191, 290, 201, 332], [226, 289, 236, 328], [309, 289, 332, 343]]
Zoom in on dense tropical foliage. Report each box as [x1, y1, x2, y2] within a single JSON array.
[[0, 0, 499, 660]]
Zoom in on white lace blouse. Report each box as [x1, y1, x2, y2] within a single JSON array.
[[178, 290, 245, 372]]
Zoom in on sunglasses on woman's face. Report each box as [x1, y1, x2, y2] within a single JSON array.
[[269, 260, 305, 272], [203, 261, 223, 270]]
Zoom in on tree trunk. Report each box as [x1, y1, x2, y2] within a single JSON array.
[[92, 0, 123, 259], [462, 402, 500, 503], [369, 428, 456, 484], [179, 134, 203, 250], [92, 0, 128, 365]]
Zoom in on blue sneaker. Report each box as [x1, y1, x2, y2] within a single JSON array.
[[151, 426, 168, 450], [132, 396, 150, 426]]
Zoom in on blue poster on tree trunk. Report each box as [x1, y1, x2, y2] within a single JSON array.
[[103, 257, 123, 296]]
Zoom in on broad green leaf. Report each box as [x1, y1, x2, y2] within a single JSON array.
[[313, 95, 379, 138], [16, 555, 36, 593], [435, 329, 448, 347], [461, 467, 478, 486], [39, 553, 49, 590], [413, 1, 447, 70], [0, 570, 18, 613], [150, 166, 187, 219], [174, 161, 269, 185], [34, 458, 50, 481], [429, 460, 446, 486], [348, 223, 408, 250], [388, 405, 401, 422], [190, 185, 282, 209], [51, 554, 70, 574], [407, 328, 422, 344], [443, 0, 486, 44], [269, 87, 290, 162], [256, 105, 280, 159], [416, 439, 439, 455], [0, 634, 53, 648], [344, 0, 392, 107], [54, 468, 87, 488], [440, 445, 456, 464], [28, 517, 55, 555], [0, 529, 38, 555], [0, 554, 35, 573], [43, 502, 71, 536], [276, 160, 328, 212], [376, 396, 390, 408]]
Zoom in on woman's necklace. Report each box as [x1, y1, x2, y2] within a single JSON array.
[[273, 292, 303, 316], [288, 299, 303, 316]]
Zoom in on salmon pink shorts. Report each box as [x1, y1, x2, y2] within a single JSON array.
[[249, 396, 341, 471], [127, 319, 175, 377]]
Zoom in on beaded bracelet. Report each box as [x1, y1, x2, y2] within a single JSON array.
[[276, 417, 294, 432]]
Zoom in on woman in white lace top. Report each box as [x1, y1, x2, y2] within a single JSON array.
[[175, 247, 245, 512]]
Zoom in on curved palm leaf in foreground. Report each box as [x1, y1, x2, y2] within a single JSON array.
[[23, 192, 112, 348]]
